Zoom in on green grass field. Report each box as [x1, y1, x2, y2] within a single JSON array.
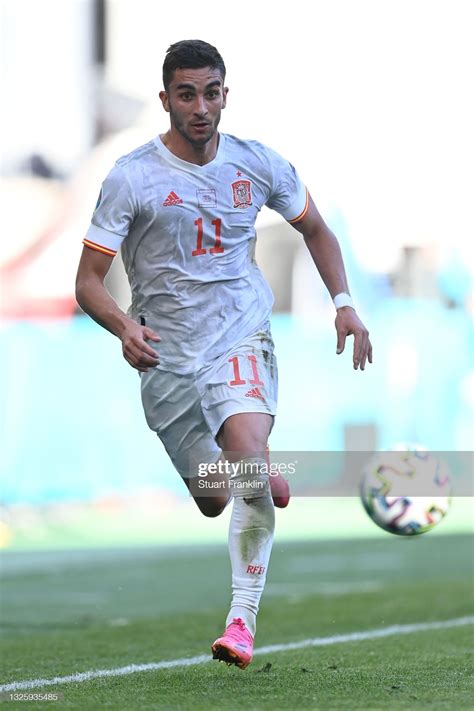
[[1, 534, 473, 710]]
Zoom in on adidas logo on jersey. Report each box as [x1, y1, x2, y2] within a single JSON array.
[[245, 387, 264, 401], [162, 191, 183, 207]]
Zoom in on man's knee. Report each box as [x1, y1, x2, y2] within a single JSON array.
[[217, 413, 273, 455]]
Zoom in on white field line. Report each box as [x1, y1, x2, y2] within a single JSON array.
[[265, 581, 383, 596], [0, 616, 472, 693]]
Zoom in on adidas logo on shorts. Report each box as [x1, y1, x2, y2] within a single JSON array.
[[245, 387, 264, 401]]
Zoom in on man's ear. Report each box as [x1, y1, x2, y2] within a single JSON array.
[[159, 90, 170, 113], [222, 86, 229, 109]]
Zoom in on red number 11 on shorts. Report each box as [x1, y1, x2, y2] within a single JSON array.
[[229, 355, 264, 386]]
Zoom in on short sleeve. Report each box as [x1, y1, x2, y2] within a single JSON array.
[[83, 163, 136, 256], [265, 150, 309, 224]]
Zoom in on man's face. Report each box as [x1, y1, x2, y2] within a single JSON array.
[[160, 67, 228, 146]]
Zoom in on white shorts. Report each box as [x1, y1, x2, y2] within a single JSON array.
[[140, 326, 278, 478]]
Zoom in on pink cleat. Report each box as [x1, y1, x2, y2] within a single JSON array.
[[266, 446, 290, 508], [211, 617, 254, 669]]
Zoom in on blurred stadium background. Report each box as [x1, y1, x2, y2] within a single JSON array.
[[0, 0, 473, 548]]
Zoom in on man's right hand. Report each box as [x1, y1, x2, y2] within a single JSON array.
[[75, 247, 160, 371], [120, 321, 161, 372]]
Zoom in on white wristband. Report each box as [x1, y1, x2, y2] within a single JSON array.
[[333, 292, 354, 310]]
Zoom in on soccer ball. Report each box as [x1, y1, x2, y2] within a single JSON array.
[[360, 450, 451, 536]]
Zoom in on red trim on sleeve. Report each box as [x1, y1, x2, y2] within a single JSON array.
[[82, 239, 117, 257], [288, 189, 310, 224]]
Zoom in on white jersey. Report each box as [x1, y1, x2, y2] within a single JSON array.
[[84, 133, 309, 373]]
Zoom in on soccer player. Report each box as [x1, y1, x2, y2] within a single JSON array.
[[75, 39, 372, 669]]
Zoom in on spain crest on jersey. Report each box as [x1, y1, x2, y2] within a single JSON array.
[[231, 179, 252, 208]]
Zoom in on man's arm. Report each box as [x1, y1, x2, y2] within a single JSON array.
[[291, 194, 373, 371], [75, 246, 160, 372]]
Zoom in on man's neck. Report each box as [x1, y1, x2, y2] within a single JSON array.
[[161, 130, 220, 166]]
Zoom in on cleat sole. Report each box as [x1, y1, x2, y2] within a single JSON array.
[[211, 642, 250, 669]]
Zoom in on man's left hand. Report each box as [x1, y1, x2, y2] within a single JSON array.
[[335, 307, 373, 371]]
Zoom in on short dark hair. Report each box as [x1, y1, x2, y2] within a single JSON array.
[[162, 39, 226, 90]]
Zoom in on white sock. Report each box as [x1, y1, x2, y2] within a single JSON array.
[[226, 457, 275, 637]]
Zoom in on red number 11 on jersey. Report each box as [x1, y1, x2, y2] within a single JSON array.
[[192, 218, 224, 256]]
